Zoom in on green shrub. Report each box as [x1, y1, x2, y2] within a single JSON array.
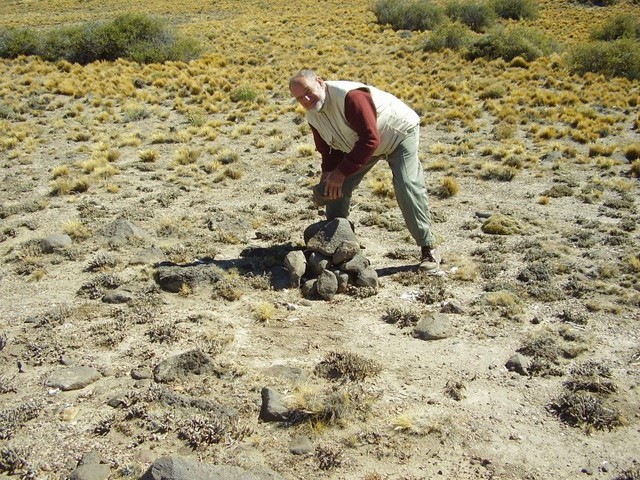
[[573, 0, 618, 5], [466, 25, 560, 61], [445, 0, 497, 32], [0, 27, 41, 58], [40, 25, 94, 64], [489, 0, 539, 20], [0, 13, 202, 64], [567, 38, 640, 80], [371, 0, 446, 31], [590, 14, 640, 41], [230, 86, 258, 102], [422, 22, 474, 51]]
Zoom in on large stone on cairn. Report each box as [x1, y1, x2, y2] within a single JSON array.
[[356, 267, 379, 288], [308, 252, 331, 276], [342, 253, 370, 275], [304, 218, 357, 256], [316, 270, 338, 300], [332, 240, 361, 265]]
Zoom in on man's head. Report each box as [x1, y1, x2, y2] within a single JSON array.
[[289, 69, 326, 112]]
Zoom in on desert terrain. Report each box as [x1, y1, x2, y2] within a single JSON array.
[[0, 0, 639, 479]]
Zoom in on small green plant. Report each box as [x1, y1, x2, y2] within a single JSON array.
[[230, 86, 258, 102], [445, 0, 497, 32], [488, 0, 538, 20], [567, 39, 640, 80], [371, 0, 446, 31], [422, 22, 473, 52], [573, 0, 618, 5], [467, 25, 559, 61], [590, 14, 640, 41]]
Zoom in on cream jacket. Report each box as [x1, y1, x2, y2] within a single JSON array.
[[306, 80, 419, 156]]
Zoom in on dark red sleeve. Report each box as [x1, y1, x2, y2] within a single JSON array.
[[338, 89, 380, 176], [311, 125, 343, 173]]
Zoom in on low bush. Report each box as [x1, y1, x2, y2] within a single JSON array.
[[422, 22, 474, 52], [567, 38, 640, 80], [0, 13, 202, 64], [466, 25, 560, 61], [371, 0, 446, 31], [590, 14, 640, 41], [489, 0, 539, 20], [573, 0, 618, 5], [445, 0, 497, 32], [0, 28, 40, 58]]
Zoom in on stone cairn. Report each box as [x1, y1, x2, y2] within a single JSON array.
[[284, 218, 379, 300]]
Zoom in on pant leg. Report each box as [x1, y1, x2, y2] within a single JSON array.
[[325, 157, 380, 220], [386, 127, 436, 247]]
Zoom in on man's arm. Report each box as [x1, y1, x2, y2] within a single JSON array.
[[317, 88, 380, 200], [337, 88, 380, 176], [311, 125, 343, 174]]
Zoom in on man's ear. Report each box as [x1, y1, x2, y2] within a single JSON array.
[[317, 77, 325, 86]]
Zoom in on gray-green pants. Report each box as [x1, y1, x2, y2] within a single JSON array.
[[325, 126, 436, 248]]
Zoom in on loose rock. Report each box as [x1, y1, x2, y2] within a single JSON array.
[[45, 366, 101, 391], [413, 314, 452, 340], [259, 387, 289, 422], [140, 456, 285, 480]]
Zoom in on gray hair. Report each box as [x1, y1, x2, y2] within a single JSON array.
[[289, 69, 318, 89]]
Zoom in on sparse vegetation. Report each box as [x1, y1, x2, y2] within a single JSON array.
[[0, 0, 638, 478]]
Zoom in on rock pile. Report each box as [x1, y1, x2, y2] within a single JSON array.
[[284, 218, 378, 300]]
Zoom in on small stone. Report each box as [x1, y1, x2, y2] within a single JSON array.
[[59, 406, 80, 422], [308, 251, 331, 276], [289, 435, 314, 455], [45, 366, 101, 391], [332, 240, 360, 265], [284, 250, 307, 288], [316, 270, 338, 301], [301, 279, 317, 299], [41, 233, 72, 253], [440, 301, 464, 314], [505, 353, 529, 376], [102, 289, 134, 304], [342, 253, 370, 275], [334, 270, 350, 293], [131, 368, 153, 380], [78, 451, 102, 466], [69, 464, 111, 480], [413, 314, 452, 340], [356, 267, 378, 288]]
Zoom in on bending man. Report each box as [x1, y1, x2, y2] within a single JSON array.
[[289, 69, 441, 273]]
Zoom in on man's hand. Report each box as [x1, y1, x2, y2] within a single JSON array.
[[323, 169, 345, 199]]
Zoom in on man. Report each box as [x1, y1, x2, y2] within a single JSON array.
[[289, 69, 441, 273]]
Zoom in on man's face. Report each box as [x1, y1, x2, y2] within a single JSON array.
[[290, 76, 326, 112]]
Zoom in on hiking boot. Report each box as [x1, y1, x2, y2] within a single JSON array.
[[419, 246, 442, 274]]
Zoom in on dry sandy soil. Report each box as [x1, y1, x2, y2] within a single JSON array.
[[0, 0, 639, 479]]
